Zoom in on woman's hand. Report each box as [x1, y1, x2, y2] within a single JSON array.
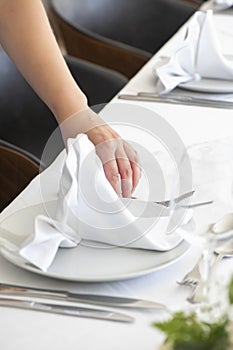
[[87, 124, 141, 197], [59, 108, 141, 198]]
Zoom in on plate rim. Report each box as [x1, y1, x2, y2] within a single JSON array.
[[178, 77, 233, 93], [0, 201, 190, 283], [0, 240, 190, 282]]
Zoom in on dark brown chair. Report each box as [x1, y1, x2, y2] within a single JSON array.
[[49, 0, 197, 78], [0, 48, 128, 167], [0, 140, 40, 212], [184, 0, 206, 4]]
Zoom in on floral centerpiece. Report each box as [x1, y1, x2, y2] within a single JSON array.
[[153, 278, 233, 350]]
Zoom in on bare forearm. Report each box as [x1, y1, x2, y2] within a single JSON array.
[[0, 0, 87, 122], [0, 0, 141, 196]]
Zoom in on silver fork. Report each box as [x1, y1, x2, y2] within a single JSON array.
[[177, 256, 202, 288]]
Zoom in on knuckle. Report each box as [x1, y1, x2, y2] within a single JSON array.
[[104, 164, 119, 177], [105, 172, 118, 184], [97, 140, 115, 152], [131, 153, 139, 163], [120, 166, 132, 179]]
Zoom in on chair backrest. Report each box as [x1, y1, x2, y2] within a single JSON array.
[[0, 141, 40, 212], [0, 49, 61, 164], [0, 49, 127, 166], [49, 0, 197, 77]]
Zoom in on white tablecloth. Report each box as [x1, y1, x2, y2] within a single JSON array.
[[1, 4, 233, 350]]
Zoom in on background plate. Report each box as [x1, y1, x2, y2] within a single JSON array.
[[179, 77, 233, 94], [0, 202, 190, 282]]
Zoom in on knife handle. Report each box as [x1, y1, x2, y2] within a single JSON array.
[[0, 283, 66, 300], [0, 282, 166, 310], [0, 297, 134, 322]]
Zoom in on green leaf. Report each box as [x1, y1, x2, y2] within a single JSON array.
[[228, 277, 233, 305], [152, 312, 230, 350]]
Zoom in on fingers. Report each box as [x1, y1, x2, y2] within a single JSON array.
[[96, 139, 141, 197], [123, 141, 141, 192], [95, 140, 121, 196], [103, 160, 121, 196], [115, 148, 133, 198], [88, 126, 141, 197]]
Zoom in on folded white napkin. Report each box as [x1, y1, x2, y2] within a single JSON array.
[[155, 10, 233, 94], [214, 0, 233, 8], [20, 134, 191, 271]]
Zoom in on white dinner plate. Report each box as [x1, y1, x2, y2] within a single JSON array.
[[178, 78, 233, 94], [0, 202, 190, 282]]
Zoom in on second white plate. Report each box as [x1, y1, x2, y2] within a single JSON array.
[[179, 77, 233, 94]]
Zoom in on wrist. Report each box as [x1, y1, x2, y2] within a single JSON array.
[[58, 107, 106, 144], [52, 90, 88, 124]]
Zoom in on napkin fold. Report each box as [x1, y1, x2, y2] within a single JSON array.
[[155, 10, 233, 94], [214, 0, 233, 8], [20, 135, 191, 271]]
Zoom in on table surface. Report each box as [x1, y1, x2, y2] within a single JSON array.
[[1, 4, 233, 350]]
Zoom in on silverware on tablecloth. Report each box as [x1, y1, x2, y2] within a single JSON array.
[[177, 256, 202, 288], [118, 93, 233, 109], [0, 296, 134, 322], [186, 281, 207, 304], [138, 91, 233, 101], [177, 214, 233, 287], [211, 239, 233, 267], [0, 282, 167, 310], [177, 214, 233, 303], [184, 240, 233, 304]]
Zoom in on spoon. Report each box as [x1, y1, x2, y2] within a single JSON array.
[[201, 213, 233, 241], [212, 239, 233, 270], [187, 239, 233, 304], [186, 214, 233, 300], [212, 213, 233, 235]]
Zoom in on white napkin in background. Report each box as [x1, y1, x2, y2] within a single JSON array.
[[155, 10, 233, 94], [214, 0, 233, 8], [19, 134, 191, 271]]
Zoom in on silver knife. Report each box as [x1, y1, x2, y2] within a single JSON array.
[[118, 94, 233, 109], [155, 190, 195, 207], [0, 283, 166, 310], [121, 191, 211, 217], [120, 198, 170, 217], [121, 190, 195, 217], [0, 297, 134, 322], [138, 91, 233, 104]]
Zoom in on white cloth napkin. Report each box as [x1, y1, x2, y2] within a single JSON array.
[[214, 0, 233, 8], [155, 10, 233, 94], [20, 134, 191, 271]]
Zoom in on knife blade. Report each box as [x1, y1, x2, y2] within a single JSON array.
[[0, 283, 166, 310], [120, 198, 171, 217], [155, 190, 195, 207], [0, 297, 134, 322], [120, 190, 197, 217], [118, 94, 233, 109], [120, 190, 195, 217], [138, 91, 233, 104]]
